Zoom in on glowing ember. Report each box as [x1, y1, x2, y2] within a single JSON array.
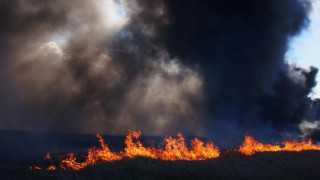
[[47, 165, 57, 171], [44, 153, 52, 159], [32, 130, 220, 171], [238, 135, 320, 156], [29, 166, 42, 170]]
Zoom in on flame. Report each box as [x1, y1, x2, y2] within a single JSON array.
[[238, 135, 320, 156], [47, 165, 57, 171], [35, 130, 220, 171], [123, 130, 158, 159], [59, 135, 122, 170], [157, 133, 220, 160], [30, 131, 320, 171], [44, 153, 52, 159], [29, 166, 42, 170]]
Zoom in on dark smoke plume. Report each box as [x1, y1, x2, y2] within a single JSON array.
[[0, 0, 319, 142], [152, 0, 320, 142]]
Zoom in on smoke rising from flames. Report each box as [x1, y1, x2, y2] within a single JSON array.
[[0, 0, 320, 142]]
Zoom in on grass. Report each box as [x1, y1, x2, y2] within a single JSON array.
[[1, 151, 320, 180]]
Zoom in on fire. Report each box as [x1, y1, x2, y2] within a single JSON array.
[[157, 133, 220, 160], [33, 130, 220, 171], [44, 153, 51, 159], [31, 131, 320, 171], [123, 130, 158, 159], [238, 135, 320, 156], [47, 165, 57, 171], [59, 135, 122, 171], [29, 166, 42, 170]]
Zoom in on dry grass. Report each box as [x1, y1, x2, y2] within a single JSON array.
[[1, 151, 320, 180]]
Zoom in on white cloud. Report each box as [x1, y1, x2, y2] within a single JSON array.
[[285, 0, 320, 98]]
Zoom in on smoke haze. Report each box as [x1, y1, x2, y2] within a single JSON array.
[[0, 0, 320, 142]]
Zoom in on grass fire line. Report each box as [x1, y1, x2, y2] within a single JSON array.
[[29, 130, 320, 171]]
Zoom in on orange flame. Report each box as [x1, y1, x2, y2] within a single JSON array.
[[238, 135, 320, 156], [30, 131, 320, 171], [29, 166, 42, 170], [123, 130, 158, 159], [41, 130, 220, 171], [47, 165, 57, 171], [44, 153, 51, 159], [157, 133, 220, 160], [59, 134, 122, 170]]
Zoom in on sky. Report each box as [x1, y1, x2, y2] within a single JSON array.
[[286, 0, 320, 97]]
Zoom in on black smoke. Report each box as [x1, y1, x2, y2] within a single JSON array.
[[0, 0, 319, 142], [134, 0, 320, 142]]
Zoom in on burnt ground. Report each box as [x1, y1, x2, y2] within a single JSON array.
[[1, 130, 320, 180]]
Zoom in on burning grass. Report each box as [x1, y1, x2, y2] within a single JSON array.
[[28, 130, 320, 173], [2, 129, 320, 179], [238, 135, 320, 156], [35, 130, 220, 171], [3, 151, 320, 180]]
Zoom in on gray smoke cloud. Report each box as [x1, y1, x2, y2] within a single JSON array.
[[0, 0, 320, 142], [0, 0, 205, 136]]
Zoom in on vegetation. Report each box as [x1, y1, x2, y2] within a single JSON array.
[[1, 151, 320, 180]]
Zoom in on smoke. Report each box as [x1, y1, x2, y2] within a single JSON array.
[[0, 0, 204, 136], [0, 0, 319, 141], [153, 0, 320, 142]]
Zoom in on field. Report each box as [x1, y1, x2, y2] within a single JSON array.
[[1, 130, 320, 180]]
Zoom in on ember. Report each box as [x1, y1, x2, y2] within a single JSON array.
[[47, 165, 57, 171], [44, 153, 51, 160], [29, 166, 42, 170]]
